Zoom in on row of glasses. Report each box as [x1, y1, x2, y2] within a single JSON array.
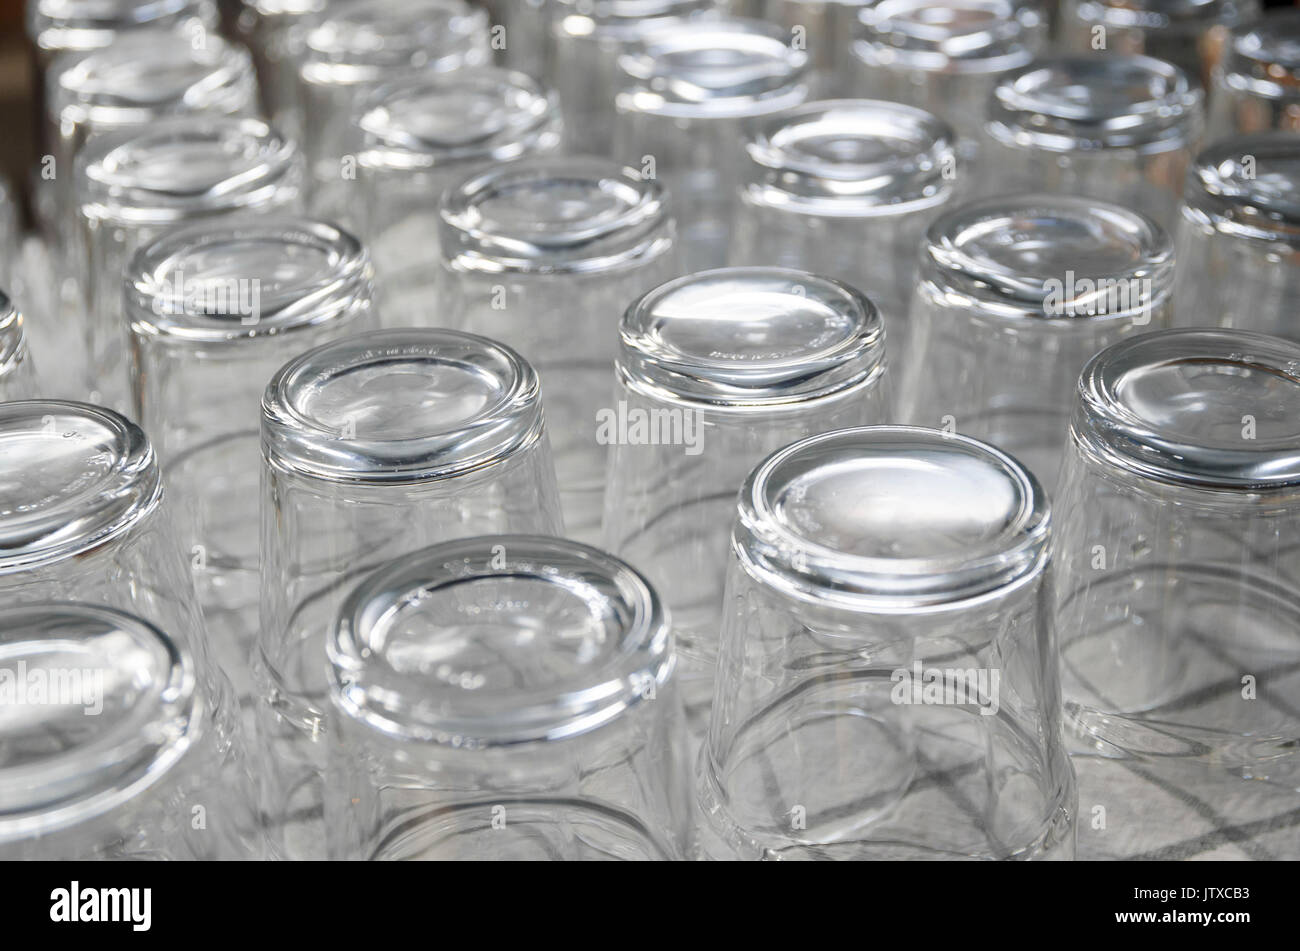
[[354, 66, 563, 326], [256, 328, 565, 858], [603, 267, 891, 735], [75, 115, 304, 412], [438, 156, 679, 540], [0, 399, 261, 858], [126, 215, 380, 698]]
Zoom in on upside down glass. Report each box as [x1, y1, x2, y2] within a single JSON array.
[[1173, 133, 1300, 341], [612, 16, 810, 268], [355, 67, 563, 326], [850, 0, 1046, 154], [258, 328, 565, 859], [440, 157, 678, 541], [982, 55, 1204, 229], [294, 0, 491, 220], [75, 116, 304, 414], [0, 400, 262, 856], [696, 425, 1076, 859], [326, 535, 691, 860], [603, 268, 891, 736], [1054, 329, 1300, 784], [128, 216, 380, 698], [729, 98, 961, 362], [548, 0, 715, 155], [898, 194, 1175, 488], [1206, 10, 1300, 141], [1057, 0, 1258, 89], [0, 603, 256, 860]]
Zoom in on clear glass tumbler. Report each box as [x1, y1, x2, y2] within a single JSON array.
[[0, 602, 259, 860], [982, 54, 1204, 229], [603, 267, 891, 736], [257, 328, 566, 859], [355, 67, 563, 326], [440, 156, 679, 541], [849, 0, 1046, 155], [0, 292, 39, 402], [1206, 10, 1300, 141], [611, 15, 810, 268], [696, 425, 1076, 859], [548, 0, 716, 155], [325, 534, 691, 860], [1057, 0, 1259, 90], [1054, 328, 1300, 784], [729, 0, 869, 96], [127, 215, 380, 699], [898, 193, 1175, 488], [1173, 133, 1300, 342], [46, 29, 258, 318], [729, 98, 962, 360], [294, 0, 491, 220], [75, 115, 304, 413]]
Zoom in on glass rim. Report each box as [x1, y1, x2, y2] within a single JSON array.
[[0, 601, 199, 844], [920, 193, 1174, 321], [50, 28, 255, 127], [356, 67, 563, 173], [1183, 133, 1300, 242], [126, 215, 374, 343], [986, 54, 1203, 152], [0, 401, 162, 574], [735, 425, 1051, 611], [329, 534, 672, 748], [853, 0, 1044, 76], [741, 99, 958, 216], [76, 115, 301, 227], [552, 0, 715, 40], [618, 266, 887, 410], [1067, 0, 1255, 30], [1074, 328, 1300, 490], [614, 16, 810, 120], [439, 156, 673, 275], [260, 328, 546, 484]]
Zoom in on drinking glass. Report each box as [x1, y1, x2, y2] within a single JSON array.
[[850, 0, 1046, 154], [294, 0, 491, 220], [729, 98, 962, 360], [729, 0, 868, 96], [355, 67, 563, 326], [899, 194, 1175, 488], [440, 156, 678, 541], [1173, 132, 1300, 342], [1057, 0, 1259, 89], [128, 215, 379, 698], [326, 535, 691, 860], [1054, 328, 1300, 784], [0, 292, 39, 402], [611, 15, 810, 268], [548, 0, 716, 155], [603, 267, 891, 735], [46, 29, 258, 318], [235, 0, 332, 134], [257, 328, 565, 859], [696, 425, 1076, 859], [1206, 10, 1300, 141], [75, 116, 304, 413], [982, 55, 1204, 229], [0, 602, 260, 860]]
